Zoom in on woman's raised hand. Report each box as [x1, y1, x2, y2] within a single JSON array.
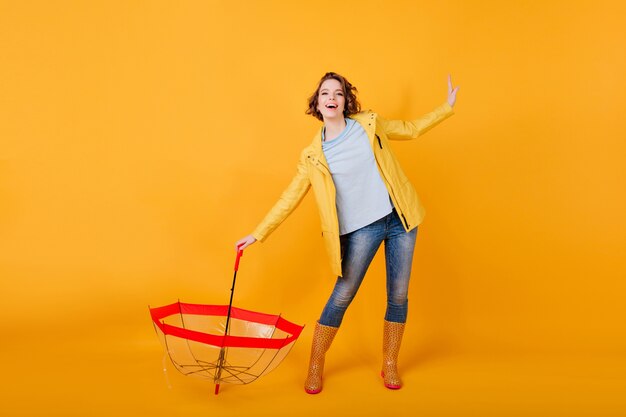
[[235, 234, 257, 251], [447, 74, 459, 107]]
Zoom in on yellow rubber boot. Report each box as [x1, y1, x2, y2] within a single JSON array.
[[304, 321, 339, 394], [381, 320, 405, 389]]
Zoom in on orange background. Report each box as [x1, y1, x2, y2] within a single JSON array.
[[1, 1, 625, 416]]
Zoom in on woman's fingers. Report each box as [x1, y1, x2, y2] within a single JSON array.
[[235, 235, 256, 251], [447, 74, 459, 107]]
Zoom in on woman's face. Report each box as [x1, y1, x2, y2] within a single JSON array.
[[316, 79, 345, 120]]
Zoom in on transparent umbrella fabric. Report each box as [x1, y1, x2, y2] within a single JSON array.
[[150, 301, 304, 386]]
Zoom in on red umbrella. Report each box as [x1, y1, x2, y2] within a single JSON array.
[[149, 247, 304, 394]]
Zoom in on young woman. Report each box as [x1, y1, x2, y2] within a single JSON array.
[[236, 72, 458, 393]]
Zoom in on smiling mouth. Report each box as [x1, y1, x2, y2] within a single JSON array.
[[326, 104, 338, 109]]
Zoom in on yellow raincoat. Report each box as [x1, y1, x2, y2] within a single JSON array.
[[252, 102, 454, 276]]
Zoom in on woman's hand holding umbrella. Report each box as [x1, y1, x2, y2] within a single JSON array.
[[235, 234, 257, 251]]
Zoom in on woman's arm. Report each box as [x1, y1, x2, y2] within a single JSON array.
[[234, 150, 311, 251]]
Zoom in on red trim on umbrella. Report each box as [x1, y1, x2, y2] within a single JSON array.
[[150, 302, 304, 349]]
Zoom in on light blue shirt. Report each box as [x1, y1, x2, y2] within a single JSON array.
[[322, 119, 393, 235]]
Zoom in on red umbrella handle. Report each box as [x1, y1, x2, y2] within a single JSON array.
[[215, 243, 245, 394], [234, 244, 244, 271]]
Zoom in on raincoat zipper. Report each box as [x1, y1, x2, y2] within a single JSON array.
[[308, 153, 339, 236], [373, 134, 410, 230]]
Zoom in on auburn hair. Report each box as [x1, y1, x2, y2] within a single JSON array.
[[305, 72, 361, 121]]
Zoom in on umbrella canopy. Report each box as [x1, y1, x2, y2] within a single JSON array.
[[149, 248, 304, 394]]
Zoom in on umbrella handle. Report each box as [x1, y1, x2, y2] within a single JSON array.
[[234, 244, 244, 271]]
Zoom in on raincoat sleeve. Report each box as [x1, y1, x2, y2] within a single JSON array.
[[252, 150, 311, 242], [378, 102, 454, 140]]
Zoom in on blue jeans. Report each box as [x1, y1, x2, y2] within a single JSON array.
[[318, 209, 418, 327]]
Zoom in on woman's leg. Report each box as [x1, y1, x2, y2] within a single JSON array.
[[305, 217, 386, 394], [319, 220, 386, 327], [381, 210, 417, 389], [384, 213, 417, 323]]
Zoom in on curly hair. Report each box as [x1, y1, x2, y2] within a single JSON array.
[[305, 72, 361, 121]]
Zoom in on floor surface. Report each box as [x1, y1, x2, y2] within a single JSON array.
[[2, 326, 625, 417]]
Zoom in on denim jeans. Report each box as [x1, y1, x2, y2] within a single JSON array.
[[318, 209, 418, 328]]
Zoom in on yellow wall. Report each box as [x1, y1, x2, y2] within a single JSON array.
[[1, 0, 625, 414]]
